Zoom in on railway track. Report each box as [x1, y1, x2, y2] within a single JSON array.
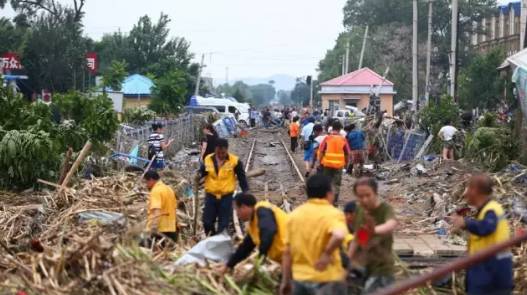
[[239, 129, 305, 209], [230, 128, 466, 267]]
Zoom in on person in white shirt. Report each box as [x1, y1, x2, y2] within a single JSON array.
[[438, 121, 458, 160], [300, 118, 316, 176]]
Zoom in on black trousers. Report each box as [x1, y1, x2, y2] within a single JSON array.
[[291, 137, 298, 152], [203, 193, 233, 236], [250, 118, 256, 127]]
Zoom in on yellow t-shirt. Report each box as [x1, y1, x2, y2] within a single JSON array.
[[147, 181, 177, 233], [287, 199, 348, 282]]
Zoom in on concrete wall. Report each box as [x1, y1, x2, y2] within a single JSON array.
[[124, 96, 151, 110], [321, 93, 394, 116]]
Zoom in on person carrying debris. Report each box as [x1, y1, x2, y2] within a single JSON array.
[[438, 120, 458, 160], [199, 138, 249, 236], [280, 174, 348, 295], [221, 193, 288, 273], [345, 124, 366, 177], [317, 120, 350, 205], [148, 123, 174, 170], [348, 177, 397, 294], [289, 116, 300, 153], [144, 170, 178, 243], [449, 174, 513, 295]]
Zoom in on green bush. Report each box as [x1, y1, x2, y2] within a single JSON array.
[[54, 91, 119, 147], [0, 130, 59, 188], [466, 127, 517, 171], [0, 87, 119, 189], [123, 107, 156, 125], [419, 95, 460, 152]]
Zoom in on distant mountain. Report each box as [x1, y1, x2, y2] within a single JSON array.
[[237, 74, 297, 91]]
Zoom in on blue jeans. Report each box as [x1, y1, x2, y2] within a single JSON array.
[[466, 253, 513, 295], [203, 194, 233, 236], [151, 158, 165, 170]]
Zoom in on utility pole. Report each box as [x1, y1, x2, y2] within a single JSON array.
[[341, 55, 346, 75], [309, 78, 314, 108], [345, 40, 350, 74], [521, 0, 527, 49], [412, 0, 418, 111], [358, 25, 369, 70], [450, 0, 459, 98], [194, 54, 205, 97], [425, 0, 433, 105], [225, 66, 229, 84]]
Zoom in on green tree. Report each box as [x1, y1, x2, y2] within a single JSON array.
[[149, 69, 188, 115], [458, 48, 507, 110], [126, 13, 193, 76], [419, 95, 460, 150], [22, 9, 87, 92], [319, 0, 498, 101], [102, 60, 128, 91], [249, 83, 276, 106], [217, 80, 252, 102], [277, 90, 292, 105], [0, 17, 28, 54], [291, 78, 310, 106]]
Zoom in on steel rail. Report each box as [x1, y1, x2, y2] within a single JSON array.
[[279, 138, 305, 183]]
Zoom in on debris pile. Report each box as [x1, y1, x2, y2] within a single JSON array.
[[0, 173, 280, 294]]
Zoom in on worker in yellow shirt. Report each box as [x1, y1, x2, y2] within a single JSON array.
[[221, 193, 288, 273], [144, 170, 177, 243], [280, 174, 348, 295], [199, 138, 249, 236], [318, 120, 350, 205]]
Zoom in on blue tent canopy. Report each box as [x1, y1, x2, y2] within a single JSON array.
[[122, 74, 154, 96]]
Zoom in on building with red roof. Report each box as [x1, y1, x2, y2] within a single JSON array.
[[319, 67, 396, 116]]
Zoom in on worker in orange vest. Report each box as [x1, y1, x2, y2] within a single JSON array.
[[289, 116, 300, 152], [318, 120, 350, 205]]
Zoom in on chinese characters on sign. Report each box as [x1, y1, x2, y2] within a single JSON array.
[[0, 52, 23, 72], [86, 52, 97, 74]]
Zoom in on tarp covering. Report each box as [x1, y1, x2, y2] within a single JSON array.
[[512, 67, 527, 122]]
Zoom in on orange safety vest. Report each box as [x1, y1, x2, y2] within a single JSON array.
[[320, 135, 347, 169], [289, 122, 300, 137]]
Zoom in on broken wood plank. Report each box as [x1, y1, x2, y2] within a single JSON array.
[[420, 234, 453, 256], [445, 244, 467, 257], [414, 134, 434, 160], [409, 237, 435, 257], [394, 238, 414, 256], [58, 141, 92, 195]]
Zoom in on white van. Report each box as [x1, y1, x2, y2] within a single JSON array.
[[192, 96, 250, 126]]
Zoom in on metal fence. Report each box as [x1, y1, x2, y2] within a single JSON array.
[[114, 114, 207, 159]]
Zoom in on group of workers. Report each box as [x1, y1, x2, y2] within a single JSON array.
[[143, 120, 515, 295], [289, 117, 368, 204]]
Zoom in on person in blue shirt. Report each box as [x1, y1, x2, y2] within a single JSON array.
[[345, 124, 366, 176], [450, 174, 513, 295]]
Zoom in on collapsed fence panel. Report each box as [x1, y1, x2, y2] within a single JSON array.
[[115, 114, 207, 159], [385, 128, 428, 162]]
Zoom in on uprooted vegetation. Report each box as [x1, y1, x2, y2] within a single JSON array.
[[0, 87, 118, 189]]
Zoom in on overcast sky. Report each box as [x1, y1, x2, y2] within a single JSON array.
[[2, 0, 348, 84], [1, 0, 516, 84]]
